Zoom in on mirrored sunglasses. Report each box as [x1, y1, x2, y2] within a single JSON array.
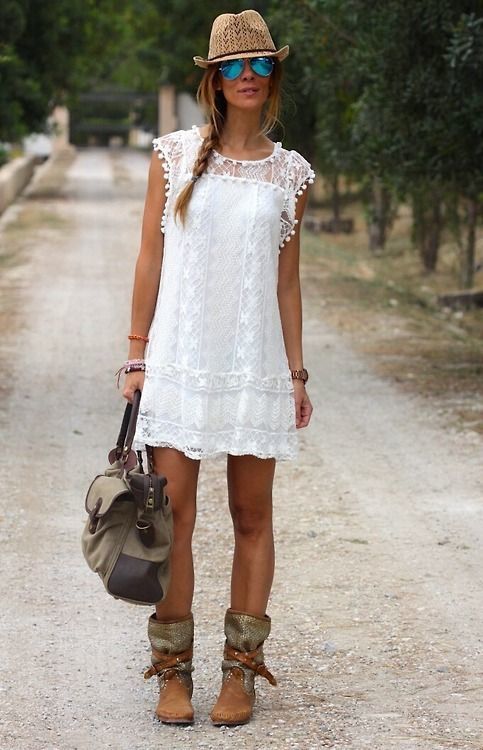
[[219, 56, 275, 81]]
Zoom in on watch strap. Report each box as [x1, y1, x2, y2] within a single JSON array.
[[290, 368, 308, 383]]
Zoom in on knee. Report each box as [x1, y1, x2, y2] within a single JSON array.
[[151, 449, 198, 541], [164, 487, 195, 542], [171, 503, 196, 543], [159, 476, 196, 542], [230, 496, 272, 540]]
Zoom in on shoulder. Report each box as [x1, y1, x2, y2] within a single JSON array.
[[152, 126, 201, 165], [279, 146, 314, 175], [151, 128, 201, 177], [278, 146, 315, 192], [153, 126, 200, 144], [152, 128, 192, 153]]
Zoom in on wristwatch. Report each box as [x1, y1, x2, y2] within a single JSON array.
[[290, 368, 309, 384]]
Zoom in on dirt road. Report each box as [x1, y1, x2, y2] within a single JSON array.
[[0, 148, 482, 750]]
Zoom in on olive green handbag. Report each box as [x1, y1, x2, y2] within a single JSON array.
[[81, 390, 173, 605]]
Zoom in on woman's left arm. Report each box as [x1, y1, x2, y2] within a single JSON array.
[[277, 189, 313, 429]]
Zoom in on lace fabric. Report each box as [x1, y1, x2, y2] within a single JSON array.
[[135, 127, 315, 460], [152, 126, 315, 247]]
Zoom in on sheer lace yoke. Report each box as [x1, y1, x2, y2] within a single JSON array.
[[152, 126, 315, 247]]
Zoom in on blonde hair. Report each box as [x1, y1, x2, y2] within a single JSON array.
[[174, 60, 283, 224]]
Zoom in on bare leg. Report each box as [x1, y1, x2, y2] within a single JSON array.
[[151, 447, 200, 621], [227, 453, 276, 617]]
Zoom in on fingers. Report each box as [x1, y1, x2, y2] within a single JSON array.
[[295, 396, 302, 427], [122, 386, 135, 404], [122, 372, 145, 403], [295, 390, 313, 429], [298, 400, 312, 428]]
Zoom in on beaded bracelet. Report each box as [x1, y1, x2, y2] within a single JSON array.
[[128, 334, 149, 343], [115, 359, 146, 388], [125, 362, 146, 373]]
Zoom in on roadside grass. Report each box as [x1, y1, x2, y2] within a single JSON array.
[[302, 199, 483, 435]]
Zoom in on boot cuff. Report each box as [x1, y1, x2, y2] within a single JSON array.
[[224, 609, 271, 652], [147, 613, 194, 654]]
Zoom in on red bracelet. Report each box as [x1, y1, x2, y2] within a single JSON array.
[[128, 334, 149, 343]]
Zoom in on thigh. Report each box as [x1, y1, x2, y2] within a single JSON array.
[[227, 453, 276, 512]]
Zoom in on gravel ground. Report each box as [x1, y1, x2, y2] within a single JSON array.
[[0, 147, 482, 750]]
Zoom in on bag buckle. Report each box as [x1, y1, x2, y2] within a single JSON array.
[[88, 498, 102, 534], [145, 483, 155, 513], [135, 514, 155, 548]]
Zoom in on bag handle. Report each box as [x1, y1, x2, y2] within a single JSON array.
[[115, 390, 141, 462]]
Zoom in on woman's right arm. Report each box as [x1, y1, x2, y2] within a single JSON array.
[[123, 151, 167, 402]]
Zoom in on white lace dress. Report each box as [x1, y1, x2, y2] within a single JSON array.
[[134, 125, 315, 460]]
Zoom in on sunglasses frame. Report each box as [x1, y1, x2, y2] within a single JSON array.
[[218, 56, 275, 81]]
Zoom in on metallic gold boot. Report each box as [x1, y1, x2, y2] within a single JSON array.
[[210, 608, 277, 726], [144, 613, 194, 724]]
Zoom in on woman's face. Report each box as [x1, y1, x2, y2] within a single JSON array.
[[217, 58, 271, 111]]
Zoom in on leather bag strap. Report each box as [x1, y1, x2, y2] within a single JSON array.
[[115, 390, 141, 462]]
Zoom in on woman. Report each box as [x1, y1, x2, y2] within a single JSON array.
[[121, 9, 314, 727]]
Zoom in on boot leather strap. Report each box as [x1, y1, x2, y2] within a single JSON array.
[[144, 647, 193, 680], [224, 645, 277, 686]]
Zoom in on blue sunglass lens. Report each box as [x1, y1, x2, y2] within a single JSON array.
[[219, 57, 274, 80], [250, 57, 274, 77], [220, 59, 244, 80]]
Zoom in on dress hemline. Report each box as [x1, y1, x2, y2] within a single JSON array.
[[133, 438, 298, 462]]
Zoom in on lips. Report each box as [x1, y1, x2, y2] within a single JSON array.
[[238, 87, 259, 94]]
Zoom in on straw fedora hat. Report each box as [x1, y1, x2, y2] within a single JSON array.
[[193, 9, 289, 68]]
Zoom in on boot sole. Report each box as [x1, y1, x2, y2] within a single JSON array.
[[156, 714, 194, 725], [211, 716, 251, 727]]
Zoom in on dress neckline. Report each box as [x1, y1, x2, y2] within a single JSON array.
[[192, 125, 281, 164]]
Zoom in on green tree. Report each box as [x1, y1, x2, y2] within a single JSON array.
[[0, 0, 134, 141], [269, 0, 360, 214], [269, 0, 483, 283], [131, 1, 271, 92], [351, 0, 483, 275], [444, 10, 483, 287]]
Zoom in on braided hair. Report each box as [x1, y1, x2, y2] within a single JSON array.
[[174, 60, 282, 225]]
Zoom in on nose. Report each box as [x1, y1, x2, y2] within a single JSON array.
[[240, 59, 255, 79]]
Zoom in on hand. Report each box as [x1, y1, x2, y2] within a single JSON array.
[[123, 371, 145, 403], [293, 380, 313, 429]]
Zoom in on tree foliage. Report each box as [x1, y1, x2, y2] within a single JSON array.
[[0, 0, 135, 140], [268, 0, 483, 280], [2, 0, 482, 282]]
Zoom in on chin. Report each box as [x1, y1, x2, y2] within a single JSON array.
[[231, 95, 268, 110]]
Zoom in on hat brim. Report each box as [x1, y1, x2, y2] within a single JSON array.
[[193, 45, 289, 69]]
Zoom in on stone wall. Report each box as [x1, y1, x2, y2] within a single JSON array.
[[0, 155, 37, 215]]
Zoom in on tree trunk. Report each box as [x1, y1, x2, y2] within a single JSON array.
[[461, 197, 479, 289], [412, 191, 443, 273], [422, 199, 442, 272], [368, 176, 391, 253], [331, 174, 341, 223]]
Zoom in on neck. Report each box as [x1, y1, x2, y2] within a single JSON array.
[[220, 106, 264, 148]]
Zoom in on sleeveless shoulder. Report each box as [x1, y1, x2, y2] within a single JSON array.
[[152, 129, 186, 174], [152, 129, 200, 233], [279, 148, 315, 248]]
